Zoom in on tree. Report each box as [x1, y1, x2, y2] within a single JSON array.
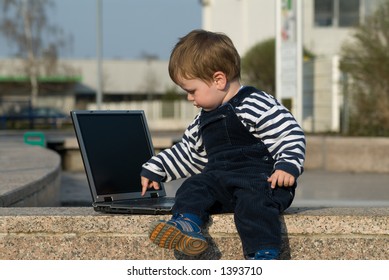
[[241, 38, 276, 95], [0, 0, 71, 107], [241, 38, 315, 97], [339, 0, 389, 136]]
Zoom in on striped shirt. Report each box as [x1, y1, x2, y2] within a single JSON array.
[[141, 88, 306, 183]]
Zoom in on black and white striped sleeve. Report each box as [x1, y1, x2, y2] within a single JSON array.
[[236, 91, 306, 178], [141, 114, 208, 182]]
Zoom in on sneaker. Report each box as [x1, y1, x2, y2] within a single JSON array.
[[245, 249, 280, 260], [149, 214, 208, 256]]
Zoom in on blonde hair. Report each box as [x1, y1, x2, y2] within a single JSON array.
[[168, 29, 241, 85]]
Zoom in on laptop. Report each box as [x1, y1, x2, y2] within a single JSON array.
[[70, 110, 175, 214]]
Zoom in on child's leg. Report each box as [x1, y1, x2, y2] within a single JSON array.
[[233, 180, 295, 259], [149, 174, 217, 256], [172, 173, 219, 222]]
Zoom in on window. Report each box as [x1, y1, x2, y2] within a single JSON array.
[[314, 0, 333, 26], [314, 0, 360, 27], [339, 0, 360, 27]]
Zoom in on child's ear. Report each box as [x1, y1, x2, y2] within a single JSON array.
[[212, 71, 228, 90]]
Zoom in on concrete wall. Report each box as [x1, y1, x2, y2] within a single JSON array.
[[62, 135, 389, 174], [305, 136, 389, 173], [0, 207, 388, 260]]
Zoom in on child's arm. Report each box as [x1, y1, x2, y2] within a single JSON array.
[[238, 90, 306, 180], [140, 114, 207, 188]]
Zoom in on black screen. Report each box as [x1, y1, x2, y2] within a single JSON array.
[[76, 113, 153, 196]]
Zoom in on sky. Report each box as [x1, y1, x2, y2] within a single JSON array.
[[0, 0, 202, 60]]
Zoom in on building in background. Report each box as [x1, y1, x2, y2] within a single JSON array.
[[202, 0, 379, 58], [0, 0, 382, 132], [0, 58, 198, 131], [201, 0, 380, 132]]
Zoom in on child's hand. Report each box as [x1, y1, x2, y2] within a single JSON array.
[[141, 176, 160, 196], [267, 170, 295, 189]]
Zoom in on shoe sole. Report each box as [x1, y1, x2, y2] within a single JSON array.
[[149, 221, 208, 256]]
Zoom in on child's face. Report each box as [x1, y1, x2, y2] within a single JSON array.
[[178, 77, 226, 111]]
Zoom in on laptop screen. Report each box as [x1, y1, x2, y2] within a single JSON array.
[[71, 110, 165, 201]]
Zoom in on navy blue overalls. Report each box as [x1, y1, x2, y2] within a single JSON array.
[[172, 86, 295, 256]]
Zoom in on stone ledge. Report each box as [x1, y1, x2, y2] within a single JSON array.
[[0, 142, 61, 206], [0, 207, 388, 260]]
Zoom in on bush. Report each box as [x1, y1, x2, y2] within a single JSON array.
[[340, 0, 389, 136]]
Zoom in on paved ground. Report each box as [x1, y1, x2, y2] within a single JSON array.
[[60, 169, 389, 208]]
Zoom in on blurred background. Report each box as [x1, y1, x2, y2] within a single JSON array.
[[0, 0, 388, 207]]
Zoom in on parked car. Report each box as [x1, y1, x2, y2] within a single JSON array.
[[4, 106, 71, 129]]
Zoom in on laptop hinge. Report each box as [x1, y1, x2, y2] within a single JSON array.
[[150, 193, 159, 198], [104, 196, 113, 202]]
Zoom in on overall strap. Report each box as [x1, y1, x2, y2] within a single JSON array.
[[228, 86, 260, 108], [226, 86, 271, 150]]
